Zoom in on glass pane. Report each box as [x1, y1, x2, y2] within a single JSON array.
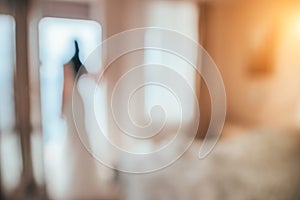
[[144, 2, 198, 125], [0, 15, 16, 132], [38, 17, 103, 199], [0, 14, 23, 194], [39, 17, 102, 141]]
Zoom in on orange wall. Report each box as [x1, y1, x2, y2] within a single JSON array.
[[201, 0, 300, 133]]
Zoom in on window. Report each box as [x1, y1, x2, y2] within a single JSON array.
[[144, 1, 199, 126], [0, 15, 16, 134], [0, 14, 23, 193], [39, 17, 102, 141]]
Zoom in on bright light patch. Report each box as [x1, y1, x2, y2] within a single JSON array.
[[39, 17, 102, 141]]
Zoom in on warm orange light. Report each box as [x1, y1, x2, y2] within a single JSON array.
[[296, 18, 300, 35], [287, 13, 300, 36]]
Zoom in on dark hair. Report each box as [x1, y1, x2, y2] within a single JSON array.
[[70, 40, 87, 77]]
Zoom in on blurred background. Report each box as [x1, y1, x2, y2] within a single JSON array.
[[0, 0, 300, 199]]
